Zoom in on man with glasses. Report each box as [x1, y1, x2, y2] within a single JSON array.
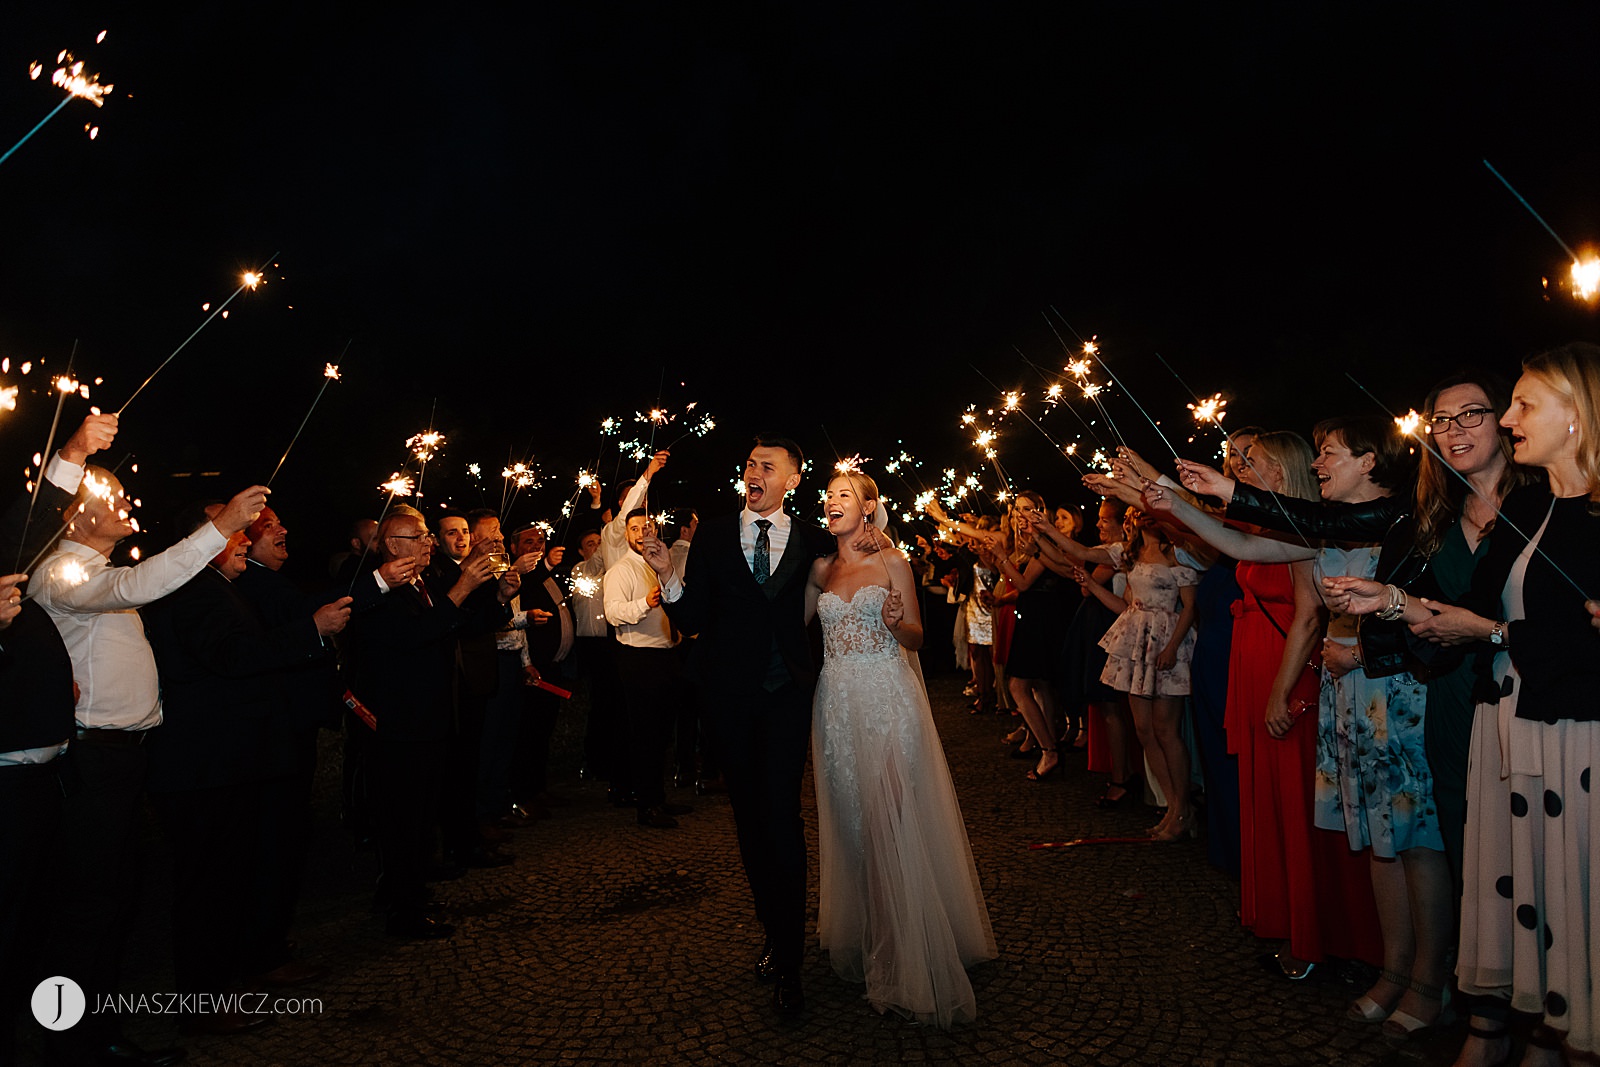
[[342, 506, 518, 938]]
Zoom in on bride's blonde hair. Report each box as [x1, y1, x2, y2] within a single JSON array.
[[828, 471, 880, 523]]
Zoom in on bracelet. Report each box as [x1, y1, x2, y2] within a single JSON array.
[[1374, 584, 1407, 622]]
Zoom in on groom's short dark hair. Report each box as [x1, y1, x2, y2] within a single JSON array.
[[752, 434, 804, 474]]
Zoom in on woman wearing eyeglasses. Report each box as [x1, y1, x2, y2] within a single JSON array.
[[1329, 347, 1600, 1066]]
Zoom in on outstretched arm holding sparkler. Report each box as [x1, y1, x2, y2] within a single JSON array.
[[1141, 481, 1317, 565], [1019, 510, 1118, 569], [922, 499, 1004, 549]]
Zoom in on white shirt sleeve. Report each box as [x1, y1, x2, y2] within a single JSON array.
[[36, 523, 229, 615], [44, 452, 85, 494], [601, 476, 652, 570]]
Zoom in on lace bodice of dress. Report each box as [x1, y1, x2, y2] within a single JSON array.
[[819, 585, 901, 660]]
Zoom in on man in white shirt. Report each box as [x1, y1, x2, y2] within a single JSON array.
[[604, 506, 686, 828], [601, 450, 668, 569], [32, 471, 266, 1063], [568, 529, 619, 784]]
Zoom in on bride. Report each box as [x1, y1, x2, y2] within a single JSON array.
[[805, 470, 997, 1028]]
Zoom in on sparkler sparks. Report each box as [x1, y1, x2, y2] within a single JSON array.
[[407, 431, 444, 463], [1046, 383, 1063, 403], [1188, 393, 1227, 426], [1572, 256, 1600, 302], [576, 470, 596, 489], [1002, 391, 1023, 412], [600, 416, 620, 435], [834, 454, 866, 475], [379, 473, 414, 497], [467, 463, 482, 478], [1081, 381, 1104, 400], [324, 363, 341, 380], [570, 573, 600, 599], [1395, 409, 1423, 437], [501, 463, 537, 489], [637, 408, 673, 427], [242, 271, 262, 290], [0, 386, 15, 412], [57, 559, 90, 588], [1065, 359, 1092, 379]]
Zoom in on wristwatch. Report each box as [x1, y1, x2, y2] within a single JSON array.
[[1488, 621, 1507, 646]]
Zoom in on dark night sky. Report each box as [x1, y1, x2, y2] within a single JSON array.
[[1, 3, 1596, 567]]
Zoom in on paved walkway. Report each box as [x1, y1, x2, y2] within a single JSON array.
[[37, 671, 1468, 1066]]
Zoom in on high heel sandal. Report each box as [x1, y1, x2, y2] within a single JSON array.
[[1381, 978, 1451, 1040], [1026, 748, 1059, 782], [1149, 810, 1198, 841], [1346, 969, 1408, 1023], [1095, 780, 1132, 809]]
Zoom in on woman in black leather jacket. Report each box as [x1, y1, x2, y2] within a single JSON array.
[[1328, 347, 1600, 1066]]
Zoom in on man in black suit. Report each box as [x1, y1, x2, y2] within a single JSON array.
[[143, 502, 351, 1033], [232, 504, 344, 988], [340, 505, 516, 938], [504, 524, 570, 816], [641, 435, 838, 1015]]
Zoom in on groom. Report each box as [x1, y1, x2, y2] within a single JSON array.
[[641, 435, 835, 1016]]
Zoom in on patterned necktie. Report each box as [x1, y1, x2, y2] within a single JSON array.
[[753, 519, 772, 584]]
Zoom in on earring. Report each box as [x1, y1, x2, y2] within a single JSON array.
[[1571, 423, 1578, 436]]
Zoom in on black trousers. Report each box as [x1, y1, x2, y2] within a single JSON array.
[[1, 759, 65, 1065], [371, 738, 440, 914], [38, 740, 148, 1056], [149, 782, 258, 1002], [612, 644, 683, 810], [245, 726, 319, 973], [441, 689, 488, 860], [709, 681, 814, 974], [574, 635, 621, 778]]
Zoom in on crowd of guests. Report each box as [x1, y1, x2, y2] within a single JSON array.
[[0, 427, 712, 1064], [911, 342, 1600, 1067], [3, 341, 1600, 1065]]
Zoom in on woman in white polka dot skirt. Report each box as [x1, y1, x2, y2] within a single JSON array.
[[1330, 342, 1600, 1067]]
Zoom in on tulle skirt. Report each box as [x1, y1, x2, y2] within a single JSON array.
[[813, 646, 998, 1028]]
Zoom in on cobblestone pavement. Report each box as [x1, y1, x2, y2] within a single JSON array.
[[44, 671, 1475, 1066]]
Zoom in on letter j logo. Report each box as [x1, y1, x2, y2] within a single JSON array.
[[31, 977, 86, 1030]]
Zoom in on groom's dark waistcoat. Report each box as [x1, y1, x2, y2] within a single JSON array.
[[663, 512, 832, 696]]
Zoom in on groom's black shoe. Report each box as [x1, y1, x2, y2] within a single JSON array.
[[754, 941, 778, 983], [772, 972, 805, 1016]]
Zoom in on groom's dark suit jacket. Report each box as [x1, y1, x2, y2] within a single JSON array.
[[663, 511, 833, 697]]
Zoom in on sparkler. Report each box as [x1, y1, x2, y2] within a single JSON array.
[[407, 396, 443, 503], [0, 386, 16, 412], [16, 453, 132, 578], [378, 473, 414, 497], [0, 40, 113, 169], [1483, 160, 1600, 307], [663, 410, 716, 449], [1570, 257, 1600, 302], [975, 364, 1087, 471], [14, 342, 77, 571], [266, 356, 345, 486], [1347, 371, 1591, 600], [1045, 311, 1183, 456], [1483, 160, 1580, 263], [117, 256, 279, 415]]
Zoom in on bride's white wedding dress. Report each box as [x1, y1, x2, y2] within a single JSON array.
[[813, 584, 997, 1028]]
